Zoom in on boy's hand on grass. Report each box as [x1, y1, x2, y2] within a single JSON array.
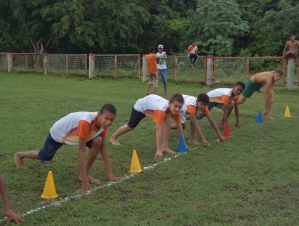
[[219, 135, 225, 142], [202, 139, 210, 147], [154, 150, 163, 159], [5, 209, 24, 224], [108, 175, 120, 182]]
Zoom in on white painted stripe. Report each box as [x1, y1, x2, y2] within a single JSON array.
[[1, 150, 194, 222]]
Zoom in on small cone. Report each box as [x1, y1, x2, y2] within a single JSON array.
[[129, 150, 142, 173], [255, 111, 263, 124], [41, 171, 58, 199], [178, 135, 188, 153], [223, 122, 232, 138], [284, 105, 291, 117]]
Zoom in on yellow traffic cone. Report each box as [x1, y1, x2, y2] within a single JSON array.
[[284, 105, 291, 117], [129, 150, 142, 173], [41, 171, 58, 199]]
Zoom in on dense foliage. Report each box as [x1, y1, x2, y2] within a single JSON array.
[[0, 0, 298, 56]]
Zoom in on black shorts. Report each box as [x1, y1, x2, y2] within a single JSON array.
[[127, 108, 146, 128]]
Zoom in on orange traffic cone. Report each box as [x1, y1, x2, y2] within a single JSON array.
[[223, 122, 232, 138], [129, 150, 142, 173], [41, 171, 58, 199]]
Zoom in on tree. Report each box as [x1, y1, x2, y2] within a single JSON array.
[[189, 0, 249, 56]]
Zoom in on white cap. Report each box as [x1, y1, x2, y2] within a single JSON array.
[[158, 44, 163, 49]]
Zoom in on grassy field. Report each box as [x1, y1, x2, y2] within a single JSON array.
[[0, 72, 299, 225]]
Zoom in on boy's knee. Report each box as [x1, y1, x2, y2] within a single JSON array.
[[91, 136, 103, 149]]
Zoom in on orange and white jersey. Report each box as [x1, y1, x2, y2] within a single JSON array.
[[50, 112, 107, 145], [182, 95, 210, 115], [207, 88, 239, 105], [188, 45, 198, 54], [134, 94, 181, 125], [146, 54, 158, 73]]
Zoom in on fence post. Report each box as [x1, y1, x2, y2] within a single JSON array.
[[174, 56, 178, 80], [287, 58, 295, 90], [206, 55, 214, 86], [89, 53, 95, 79], [114, 55, 118, 77], [43, 54, 48, 74], [7, 53, 13, 72], [66, 54, 68, 74], [245, 57, 249, 80], [142, 54, 148, 81]]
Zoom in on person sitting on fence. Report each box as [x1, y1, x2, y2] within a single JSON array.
[[198, 82, 245, 129], [283, 34, 299, 64], [156, 44, 168, 96], [238, 69, 284, 119], [171, 93, 225, 146], [14, 104, 120, 194], [188, 41, 199, 68], [146, 46, 159, 95]]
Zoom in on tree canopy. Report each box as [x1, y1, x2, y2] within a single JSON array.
[[0, 0, 298, 56]]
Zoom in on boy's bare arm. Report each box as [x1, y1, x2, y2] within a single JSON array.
[[189, 114, 209, 146], [0, 173, 25, 224], [234, 104, 240, 128], [206, 114, 225, 142], [283, 41, 289, 55], [155, 124, 164, 159], [77, 137, 90, 191], [100, 138, 119, 181]]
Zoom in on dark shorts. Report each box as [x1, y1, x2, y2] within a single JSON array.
[[127, 108, 146, 129], [38, 133, 98, 161], [242, 79, 264, 98], [197, 102, 225, 118], [188, 54, 199, 64]]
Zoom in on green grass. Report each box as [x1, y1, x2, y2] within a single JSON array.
[[0, 72, 299, 225]]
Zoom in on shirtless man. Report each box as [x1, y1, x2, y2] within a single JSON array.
[[283, 34, 299, 64], [238, 69, 284, 119]]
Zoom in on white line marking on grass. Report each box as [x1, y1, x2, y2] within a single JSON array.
[[1, 152, 194, 222]]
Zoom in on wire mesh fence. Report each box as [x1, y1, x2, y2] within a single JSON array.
[[48, 54, 87, 75], [214, 57, 247, 85], [94, 54, 140, 78], [175, 56, 206, 82], [12, 53, 43, 73], [0, 53, 6, 71]]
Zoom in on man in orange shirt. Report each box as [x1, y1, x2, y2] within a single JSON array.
[[145, 46, 159, 95]]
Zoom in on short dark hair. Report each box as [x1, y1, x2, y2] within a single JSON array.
[[100, 104, 116, 115], [149, 46, 155, 53], [275, 68, 283, 75], [197, 93, 209, 103], [170, 93, 184, 104], [234, 81, 245, 89], [290, 34, 295, 37], [191, 40, 196, 44]]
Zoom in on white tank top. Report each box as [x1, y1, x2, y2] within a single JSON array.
[[156, 52, 167, 69]]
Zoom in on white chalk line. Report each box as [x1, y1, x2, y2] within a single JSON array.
[[1, 150, 196, 222]]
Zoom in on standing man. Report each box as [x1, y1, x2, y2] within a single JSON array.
[[283, 34, 299, 64], [188, 41, 199, 68], [156, 44, 168, 96]]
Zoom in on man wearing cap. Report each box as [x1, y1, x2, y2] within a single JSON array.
[[156, 44, 168, 96]]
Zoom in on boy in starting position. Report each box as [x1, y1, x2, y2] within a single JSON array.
[[110, 93, 186, 159], [171, 93, 225, 146], [205, 82, 245, 128], [14, 104, 120, 194], [238, 69, 283, 119]]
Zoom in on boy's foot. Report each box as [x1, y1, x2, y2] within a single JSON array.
[[217, 123, 224, 129], [14, 153, 29, 169], [110, 137, 121, 145], [163, 147, 176, 154], [79, 175, 101, 184], [188, 139, 200, 145], [263, 115, 274, 120], [191, 63, 194, 68], [164, 93, 167, 96], [146, 92, 149, 95]]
